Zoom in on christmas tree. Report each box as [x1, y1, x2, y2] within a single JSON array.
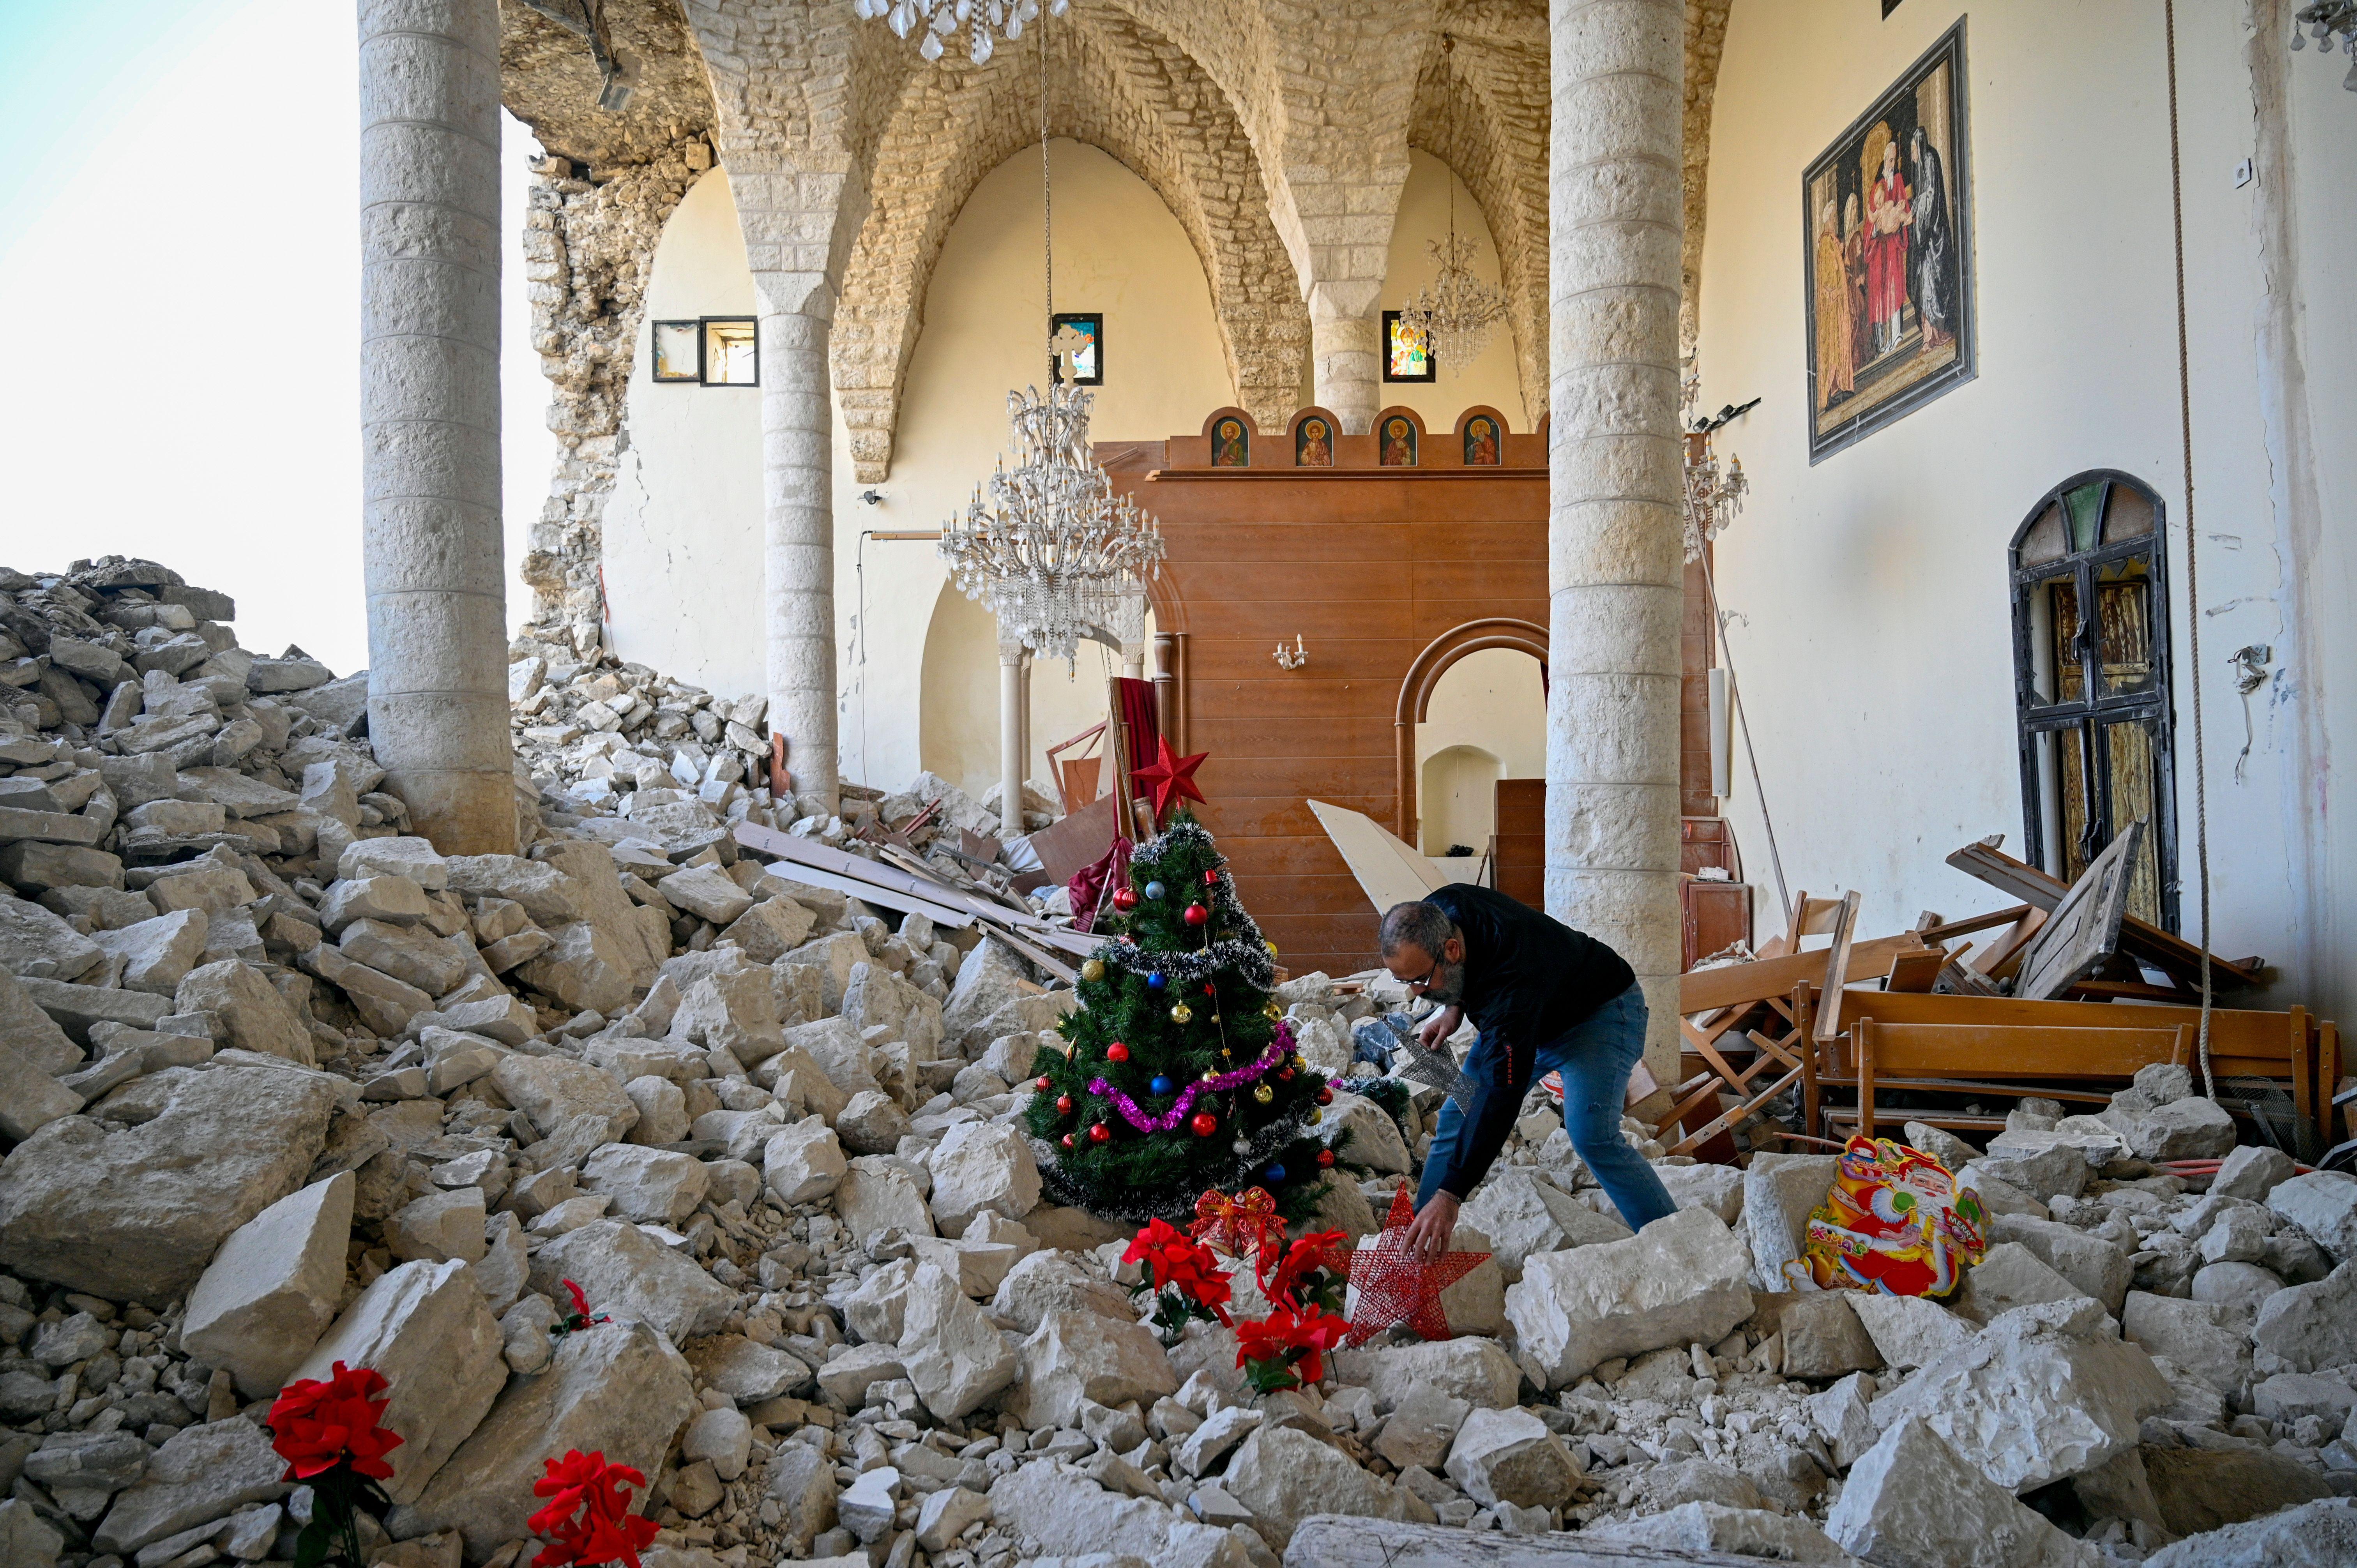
[[1027, 811, 1337, 1221]]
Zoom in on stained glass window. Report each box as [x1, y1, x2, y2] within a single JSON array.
[[1382, 311, 1433, 382], [2011, 472, 2176, 930]]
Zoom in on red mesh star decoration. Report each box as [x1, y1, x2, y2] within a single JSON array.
[[1131, 737, 1210, 823], [1341, 1184, 1489, 1347]]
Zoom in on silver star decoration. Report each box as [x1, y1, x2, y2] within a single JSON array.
[[1357, 1012, 1475, 1114]]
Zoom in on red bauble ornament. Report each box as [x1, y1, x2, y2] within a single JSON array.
[[1189, 1112, 1219, 1137], [1088, 1122, 1111, 1144], [1106, 1041, 1130, 1063], [1055, 1095, 1074, 1115], [1183, 903, 1210, 927], [1061, 1134, 1076, 1150], [1034, 1075, 1052, 1091], [1315, 1084, 1335, 1105], [1111, 886, 1140, 911], [1277, 1067, 1296, 1082], [1316, 1148, 1337, 1168]]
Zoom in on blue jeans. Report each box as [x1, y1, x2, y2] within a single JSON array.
[[1415, 982, 1679, 1233]]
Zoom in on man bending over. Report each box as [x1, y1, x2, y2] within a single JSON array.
[[1379, 886, 1676, 1258]]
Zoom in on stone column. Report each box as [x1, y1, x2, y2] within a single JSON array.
[[1309, 285, 1384, 435], [359, 0, 513, 855], [760, 303, 839, 817], [998, 634, 1027, 839], [1546, 0, 1686, 1083]]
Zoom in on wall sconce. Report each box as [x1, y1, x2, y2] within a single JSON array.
[[1273, 635, 1308, 670]]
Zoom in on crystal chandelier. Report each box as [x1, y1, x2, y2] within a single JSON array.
[[937, 7, 1165, 664], [940, 384, 1164, 664], [2291, 2, 2357, 89], [1399, 37, 1509, 375], [1680, 367, 1753, 563], [850, 0, 1060, 65]]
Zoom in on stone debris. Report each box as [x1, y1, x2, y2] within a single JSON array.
[[0, 554, 2345, 1568]]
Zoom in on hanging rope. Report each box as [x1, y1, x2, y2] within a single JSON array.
[[2164, 0, 2219, 1100], [1039, 10, 1053, 330]]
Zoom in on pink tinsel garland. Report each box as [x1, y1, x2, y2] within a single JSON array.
[[1088, 1022, 1295, 1134]]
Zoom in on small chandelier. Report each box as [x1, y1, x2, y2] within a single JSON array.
[[849, 0, 1061, 65], [937, 5, 1164, 663], [2291, 2, 2357, 89], [1399, 37, 1509, 375], [1680, 367, 1753, 563]]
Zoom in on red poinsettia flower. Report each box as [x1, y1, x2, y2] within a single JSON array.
[[1125, 1221, 1228, 1303], [1258, 1228, 1348, 1308], [529, 1450, 660, 1568], [1234, 1302, 1349, 1391], [268, 1362, 404, 1482]]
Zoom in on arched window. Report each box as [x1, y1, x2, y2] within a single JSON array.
[[2010, 471, 2176, 930]]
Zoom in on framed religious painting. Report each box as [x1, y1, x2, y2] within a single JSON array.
[[1050, 311, 1103, 385], [1294, 415, 1336, 466], [1377, 413, 1417, 466], [1801, 19, 1974, 463], [1461, 413, 1501, 466], [1381, 311, 1434, 382], [1209, 415, 1249, 467], [650, 321, 701, 383]]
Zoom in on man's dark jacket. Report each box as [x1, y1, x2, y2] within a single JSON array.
[[1421, 883, 1635, 1200]]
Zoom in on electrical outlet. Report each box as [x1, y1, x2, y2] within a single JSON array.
[[2233, 157, 2256, 189]]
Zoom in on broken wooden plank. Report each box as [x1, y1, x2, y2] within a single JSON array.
[[1946, 837, 2261, 988], [1679, 932, 1927, 1017], [1308, 797, 1448, 914], [2011, 821, 2143, 1003]]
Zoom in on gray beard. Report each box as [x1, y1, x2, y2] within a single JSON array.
[[1421, 961, 1465, 1007]]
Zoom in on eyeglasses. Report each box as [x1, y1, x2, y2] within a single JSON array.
[[1403, 955, 1445, 994]]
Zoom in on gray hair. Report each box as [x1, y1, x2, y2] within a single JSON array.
[[1379, 900, 1456, 958]]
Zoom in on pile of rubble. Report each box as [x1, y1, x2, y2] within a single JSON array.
[[0, 556, 2353, 1568]]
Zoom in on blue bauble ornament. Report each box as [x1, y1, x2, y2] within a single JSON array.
[[1144, 881, 1166, 901], [1263, 1164, 1287, 1184], [1147, 972, 1166, 990], [1149, 1075, 1174, 1096]]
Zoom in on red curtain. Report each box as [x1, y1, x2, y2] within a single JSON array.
[[1113, 676, 1159, 776]]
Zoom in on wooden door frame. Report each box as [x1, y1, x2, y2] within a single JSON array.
[[1394, 618, 1548, 841]]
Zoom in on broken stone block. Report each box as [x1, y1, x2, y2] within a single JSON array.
[[1506, 1207, 1753, 1388], [900, 1261, 1018, 1420], [1444, 1407, 1582, 1509], [173, 959, 313, 1066], [991, 1248, 1136, 1335], [338, 918, 468, 998], [515, 922, 639, 1017], [1327, 1336, 1523, 1412], [1963, 1143, 2088, 1205], [1825, 1415, 2096, 1568], [1846, 1292, 1977, 1371], [988, 1456, 1239, 1566], [2212, 1144, 2297, 1202], [929, 1119, 1041, 1231], [2253, 1259, 2357, 1374], [1655, 1161, 1746, 1225], [1591, 1501, 1852, 1563], [1809, 1371, 1880, 1469], [89, 1418, 287, 1557], [2143, 1495, 2357, 1568], [2269, 1171, 2357, 1263], [337, 836, 448, 890], [620, 1074, 688, 1145], [0, 966, 79, 1075], [765, 1441, 838, 1555], [1011, 1308, 1178, 1429], [0, 1063, 339, 1299], [579, 1145, 709, 1225], [753, 1119, 839, 1207], [839, 1466, 901, 1543], [1952, 1241, 2090, 1324], [474, 1210, 528, 1313], [1316, 1090, 1410, 1174], [387, 1320, 697, 1552], [0, 1042, 80, 1142], [2118, 1097, 2237, 1162], [318, 874, 432, 933], [293, 1258, 506, 1503], [182, 1171, 354, 1398], [684, 1333, 813, 1405], [1174, 1405, 1264, 1477], [90, 908, 207, 996], [528, 1218, 735, 1343], [836, 1154, 935, 1249], [0, 893, 104, 980], [834, 1088, 912, 1155], [386, 1187, 489, 1265], [2123, 1291, 2256, 1393], [2143, 1443, 2336, 1538], [492, 1052, 638, 1144], [1776, 1289, 1885, 1377], [716, 896, 815, 965], [1743, 1153, 1838, 1291], [1989, 1214, 2131, 1315], [1458, 1168, 1628, 1281], [670, 966, 782, 1067], [1869, 1297, 2172, 1492], [1224, 1425, 1419, 1550], [661, 865, 754, 926], [915, 1485, 992, 1553]]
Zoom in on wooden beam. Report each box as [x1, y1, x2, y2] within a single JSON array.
[[1679, 933, 1928, 1016], [1945, 839, 2262, 988]]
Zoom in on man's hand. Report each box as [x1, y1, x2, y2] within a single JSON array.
[[1403, 1192, 1460, 1260], [1417, 1004, 1463, 1051]]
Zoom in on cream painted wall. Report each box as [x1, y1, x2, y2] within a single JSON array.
[[1378, 150, 1529, 431], [601, 168, 766, 705], [1695, 0, 2356, 1017], [1413, 646, 1546, 853]]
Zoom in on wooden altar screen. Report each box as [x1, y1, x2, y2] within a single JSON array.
[[1098, 406, 1549, 978]]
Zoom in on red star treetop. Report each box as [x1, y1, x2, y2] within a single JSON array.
[[1341, 1184, 1490, 1346], [1131, 736, 1210, 822]]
